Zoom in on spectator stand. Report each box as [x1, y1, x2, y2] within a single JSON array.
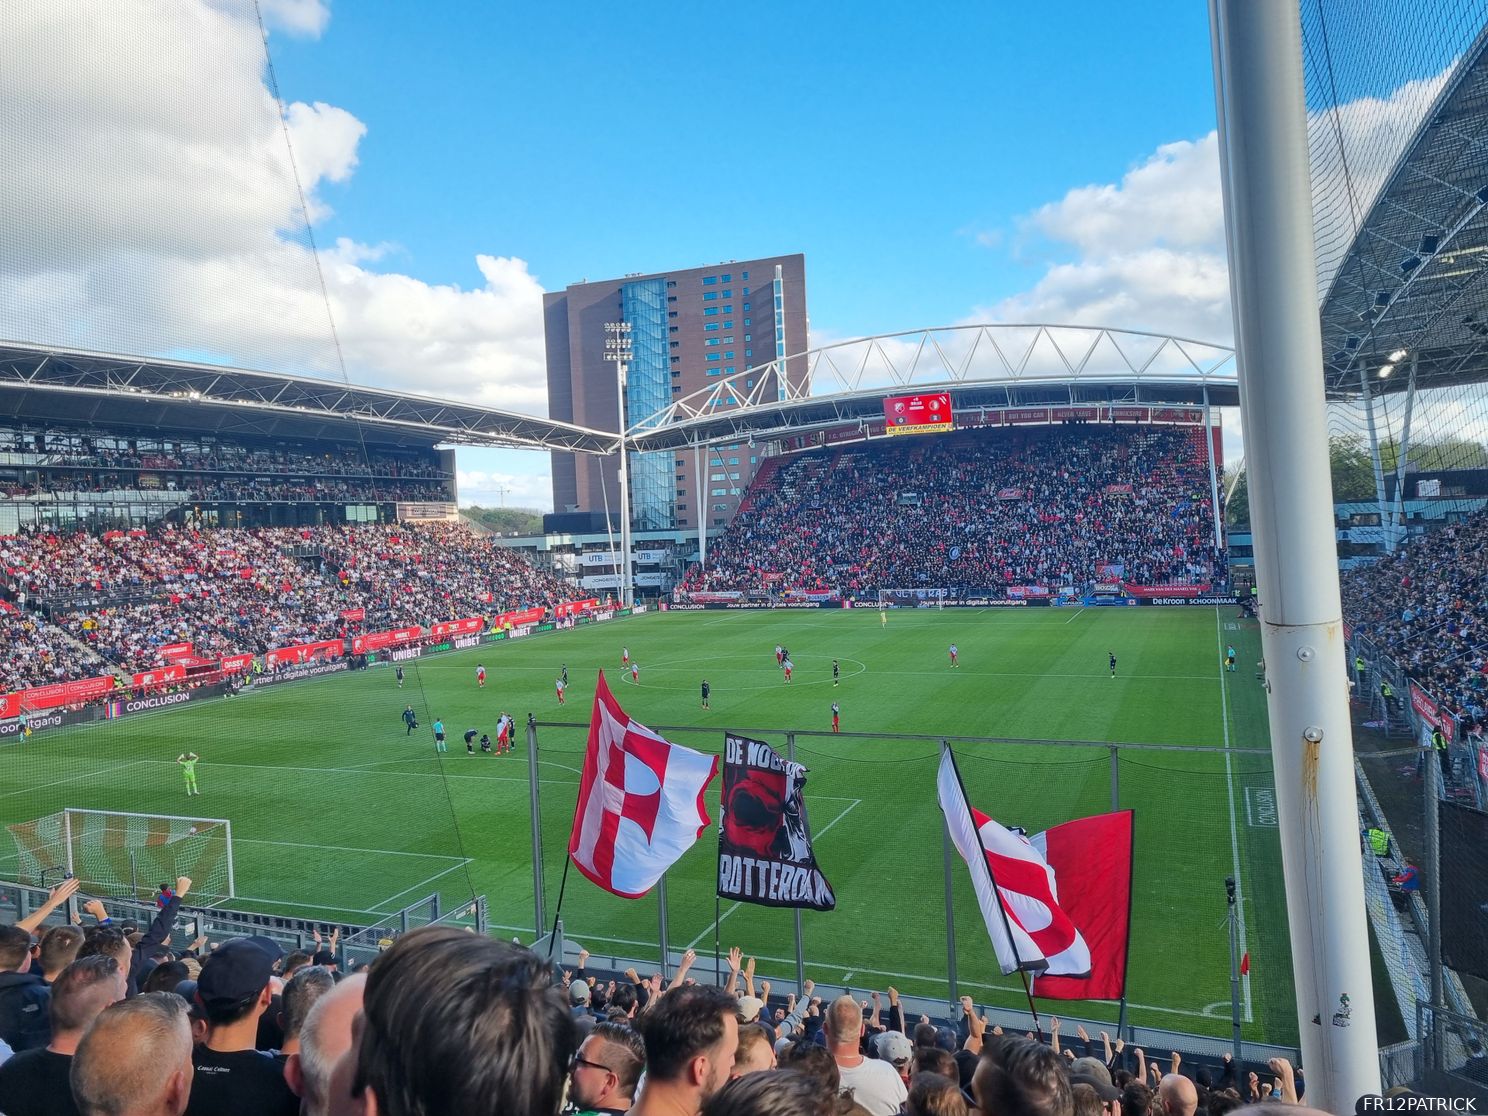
[[0, 875, 485, 973]]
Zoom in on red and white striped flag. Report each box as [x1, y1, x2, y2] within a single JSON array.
[[568, 672, 719, 898], [938, 746, 1131, 992]]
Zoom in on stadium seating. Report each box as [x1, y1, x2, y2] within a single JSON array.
[[681, 425, 1223, 598], [1341, 511, 1488, 740], [0, 523, 572, 687], [0, 423, 451, 508]]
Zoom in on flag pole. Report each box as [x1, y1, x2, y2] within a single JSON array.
[[658, 874, 671, 980], [942, 740, 1043, 1040], [713, 893, 722, 987]]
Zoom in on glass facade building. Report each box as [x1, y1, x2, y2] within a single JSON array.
[[620, 278, 675, 531]]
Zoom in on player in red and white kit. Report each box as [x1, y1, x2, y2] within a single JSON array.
[[476, 664, 487, 688], [782, 658, 793, 683], [775, 644, 783, 666], [948, 644, 958, 668], [630, 661, 640, 684], [496, 712, 513, 754], [831, 701, 840, 733], [555, 678, 566, 705], [621, 646, 629, 667]]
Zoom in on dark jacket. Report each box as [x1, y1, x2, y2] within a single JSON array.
[[126, 895, 182, 996], [0, 970, 51, 1052]]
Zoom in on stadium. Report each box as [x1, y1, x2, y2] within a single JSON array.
[[2, 2, 1488, 1114]]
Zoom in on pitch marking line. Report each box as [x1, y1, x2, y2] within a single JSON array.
[[1064, 608, 1087, 624], [231, 836, 468, 861], [370, 859, 475, 913], [0, 760, 146, 801], [1213, 606, 1254, 1023], [683, 799, 861, 951]]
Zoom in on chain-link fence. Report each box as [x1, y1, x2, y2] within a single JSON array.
[[512, 720, 1292, 1049]]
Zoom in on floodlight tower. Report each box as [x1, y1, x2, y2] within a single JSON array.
[[604, 321, 634, 607]]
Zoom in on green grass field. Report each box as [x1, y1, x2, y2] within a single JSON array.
[[0, 607, 1294, 1043]]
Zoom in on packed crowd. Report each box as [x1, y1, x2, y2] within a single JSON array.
[[683, 426, 1221, 598], [0, 882, 1316, 1116], [0, 611, 108, 691], [0, 523, 572, 683], [1341, 510, 1488, 739], [0, 476, 446, 504], [0, 427, 447, 479]]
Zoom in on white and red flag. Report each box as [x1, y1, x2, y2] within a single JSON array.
[[569, 671, 719, 898], [937, 746, 1133, 999]]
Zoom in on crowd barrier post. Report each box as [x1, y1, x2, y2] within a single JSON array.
[[527, 713, 546, 936], [1424, 744, 1444, 1070], [657, 875, 671, 980]]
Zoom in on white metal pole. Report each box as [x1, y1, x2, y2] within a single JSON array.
[[1361, 368, 1392, 544], [1209, 1, 1381, 1107], [1388, 353, 1417, 552], [694, 441, 706, 572], [1203, 387, 1224, 551], [617, 358, 633, 608]]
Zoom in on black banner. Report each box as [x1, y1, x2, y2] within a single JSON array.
[[717, 733, 836, 911]]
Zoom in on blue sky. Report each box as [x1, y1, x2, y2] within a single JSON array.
[[10, 1, 1440, 509], [269, 1, 1218, 344]]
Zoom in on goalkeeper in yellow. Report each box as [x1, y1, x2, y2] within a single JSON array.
[[177, 752, 201, 796]]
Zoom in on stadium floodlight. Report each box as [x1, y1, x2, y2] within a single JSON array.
[[604, 321, 634, 608], [1388, 348, 1408, 362], [1379, 363, 1395, 379]]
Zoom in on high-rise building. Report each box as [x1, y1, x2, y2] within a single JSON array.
[[544, 254, 807, 531]]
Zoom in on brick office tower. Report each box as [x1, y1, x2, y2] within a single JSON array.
[[544, 254, 808, 532]]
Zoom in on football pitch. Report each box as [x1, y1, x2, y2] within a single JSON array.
[[0, 606, 1295, 1044]]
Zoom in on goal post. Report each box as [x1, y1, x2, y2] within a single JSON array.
[[6, 808, 235, 902]]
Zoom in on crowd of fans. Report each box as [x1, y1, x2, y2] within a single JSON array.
[[0, 611, 107, 691], [1341, 510, 1488, 741], [1, 476, 445, 504], [682, 426, 1222, 598], [0, 523, 573, 686], [0, 881, 1319, 1116], [0, 428, 451, 508]]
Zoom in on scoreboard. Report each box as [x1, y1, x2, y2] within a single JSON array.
[[882, 392, 954, 436]]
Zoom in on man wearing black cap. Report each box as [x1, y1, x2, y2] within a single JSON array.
[[186, 937, 297, 1116]]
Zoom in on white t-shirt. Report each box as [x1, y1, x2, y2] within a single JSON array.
[[837, 1057, 907, 1116]]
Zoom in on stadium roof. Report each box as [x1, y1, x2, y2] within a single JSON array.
[[626, 324, 1238, 452], [1319, 27, 1488, 397], [0, 340, 614, 453]]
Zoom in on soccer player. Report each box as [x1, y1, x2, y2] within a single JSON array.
[[555, 677, 566, 705], [561, 663, 569, 686], [782, 658, 793, 684], [949, 643, 959, 668], [1109, 651, 1118, 678], [479, 732, 493, 754], [775, 644, 783, 666], [464, 728, 479, 755], [621, 646, 629, 667], [1225, 644, 1237, 672], [402, 705, 418, 735], [880, 608, 887, 628], [432, 719, 447, 752], [476, 664, 487, 688], [700, 679, 711, 709], [496, 712, 512, 754], [831, 701, 840, 733], [176, 753, 200, 796], [832, 659, 840, 686], [395, 666, 404, 689], [630, 660, 640, 685]]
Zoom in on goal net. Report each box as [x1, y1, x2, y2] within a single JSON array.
[[4, 809, 235, 902]]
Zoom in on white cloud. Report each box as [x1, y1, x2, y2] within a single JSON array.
[[0, 0, 553, 448]]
